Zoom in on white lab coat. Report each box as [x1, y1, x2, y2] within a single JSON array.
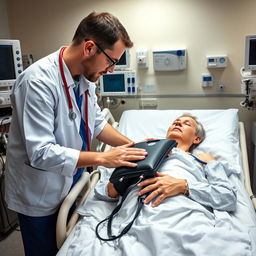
[[5, 49, 107, 216]]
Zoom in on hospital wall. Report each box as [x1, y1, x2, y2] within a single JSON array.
[[2, 0, 256, 184], [0, 0, 10, 38]]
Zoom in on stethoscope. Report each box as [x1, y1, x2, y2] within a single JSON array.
[[59, 47, 91, 150]]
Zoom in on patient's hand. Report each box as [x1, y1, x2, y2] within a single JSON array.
[[107, 182, 119, 198], [137, 172, 187, 207]]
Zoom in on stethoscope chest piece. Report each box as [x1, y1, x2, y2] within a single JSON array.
[[69, 110, 77, 120]]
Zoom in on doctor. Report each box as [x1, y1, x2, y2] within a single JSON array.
[[5, 12, 146, 256]]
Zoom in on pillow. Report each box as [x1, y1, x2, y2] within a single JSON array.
[[118, 109, 241, 171]]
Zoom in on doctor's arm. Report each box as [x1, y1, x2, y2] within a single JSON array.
[[76, 144, 146, 169], [96, 123, 133, 146]]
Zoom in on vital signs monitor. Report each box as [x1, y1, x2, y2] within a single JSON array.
[[115, 49, 130, 70], [99, 71, 137, 96], [0, 39, 23, 87], [244, 35, 256, 70]]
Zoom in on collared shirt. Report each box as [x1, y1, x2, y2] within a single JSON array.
[[5, 48, 107, 216]]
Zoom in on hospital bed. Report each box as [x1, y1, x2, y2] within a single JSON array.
[[56, 108, 256, 255]]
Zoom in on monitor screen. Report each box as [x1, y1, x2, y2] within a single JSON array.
[[249, 39, 256, 65], [117, 51, 127, 66], [115, 49, 130, 69], [0, 45, 16, 80], [102, 74, 125, 92]]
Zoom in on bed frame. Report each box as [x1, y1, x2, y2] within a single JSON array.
[[56, 108, 256, 249]]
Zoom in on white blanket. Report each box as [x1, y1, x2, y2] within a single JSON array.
[[67, 149, 256, 256]]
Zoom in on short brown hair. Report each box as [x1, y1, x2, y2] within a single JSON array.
[[72, 12, 133, 50]]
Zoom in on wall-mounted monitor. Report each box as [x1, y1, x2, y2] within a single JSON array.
[[99, 71, 136, 96], [245, 35, 256, 70], [115, 49, 130, 70], [0, 39, 23, 88]]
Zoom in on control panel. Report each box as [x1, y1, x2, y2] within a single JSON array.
[[126, 72, 137, 94], [202, 73, 213, 87], [153, 49, 186, 71], [14, 46, 23, 75], [206, 56, 228, 68]]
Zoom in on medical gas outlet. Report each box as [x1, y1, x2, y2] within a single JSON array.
[[136, 50, 148, 69], [153, 49, 186, 71], [207, 56, 228, 68]]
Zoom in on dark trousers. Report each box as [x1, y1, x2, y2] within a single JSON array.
[[18, 212, 59, 256], [17, 170, 83, 255]]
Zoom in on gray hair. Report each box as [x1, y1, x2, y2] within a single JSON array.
[[179, 113, 206, 151]]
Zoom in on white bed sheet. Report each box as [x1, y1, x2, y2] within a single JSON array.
[[57, 109, 256, 256], [117, 109, 255, 227]]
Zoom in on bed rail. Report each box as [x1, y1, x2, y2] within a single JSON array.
[[56, 108, 117, 248], [239, 122, 256, 209], [56, 170, 100, 248]]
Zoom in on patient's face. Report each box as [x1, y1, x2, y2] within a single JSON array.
[[166, 116, 200, 146]]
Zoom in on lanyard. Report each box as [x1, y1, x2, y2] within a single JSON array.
[[59, 47, 90, 150]]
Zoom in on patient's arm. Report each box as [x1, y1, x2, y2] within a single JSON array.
[[138, 160, 237, 211], [187, 161, 237, 211], [107, 182, 119, 198], [94, 173, 119, 202]]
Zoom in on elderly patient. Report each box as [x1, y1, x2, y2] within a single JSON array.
[[107, 113, 236, 210], [67, 114, 252, 256]]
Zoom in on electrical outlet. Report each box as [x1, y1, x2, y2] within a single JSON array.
[[136, 50, 148, 69]]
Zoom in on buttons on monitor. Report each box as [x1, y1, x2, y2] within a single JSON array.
[[15, 46, 23, 74], [126, 73, 136, 95]]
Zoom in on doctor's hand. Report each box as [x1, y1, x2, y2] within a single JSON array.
[[137, 172, 187, 207], [101, 142, 147, 168]]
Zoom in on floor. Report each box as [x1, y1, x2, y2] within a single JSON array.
[[0, 228, 24, 256]]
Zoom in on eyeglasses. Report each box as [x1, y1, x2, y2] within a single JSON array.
[[94, 41, 119, 68]]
